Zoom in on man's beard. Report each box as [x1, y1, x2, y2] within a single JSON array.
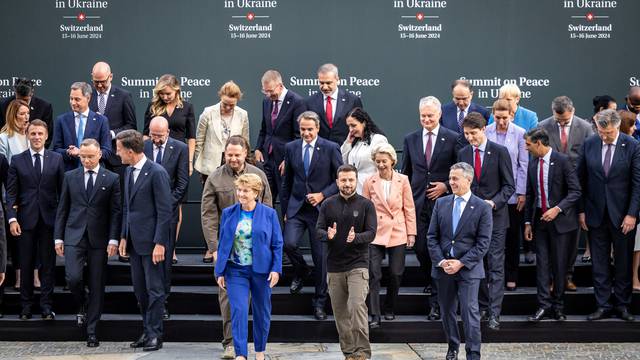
[[340, 187, 356, 197]]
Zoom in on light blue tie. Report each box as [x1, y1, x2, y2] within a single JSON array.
[[303, 144, 311, 176], [77, 114, 85, 147], [451, 197, 464, 257]]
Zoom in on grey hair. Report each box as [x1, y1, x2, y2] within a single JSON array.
[[261, 70, 283, 85], [317, 63, 339, 77], [419, 96, 442, 110], [551, 96, 574, 114], [450, 162, 474, 181], [594, 109, 621, 129], [71, 81, 92, 98], [297, 110, 320, 127], [370, 143, 397, 165]]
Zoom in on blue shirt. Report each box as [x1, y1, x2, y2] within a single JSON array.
[[231, 209, 254, 266]]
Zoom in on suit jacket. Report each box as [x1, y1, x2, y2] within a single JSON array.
[[577, 133, 640, 228], [485, 122, 528, 203], [281, 137, 343, 218], [362, 172, 417, 247], [440, 102, 489, 134], [0, 153, 7, 273], [6, 149, 65, 230], [121, 158, 172, 255], [457, 140, 516, 229], [427, 194, 492, 279], [194, 103, 250, 175], [538, 115, 593, 169], [0, 133, 28, 163], [0, 96, 54, 146], [488, 105, 538, 131], [52, 110, 112, 171], [524, 150, 581, 234], [54, 166, 122, 248], [256, 90, 305, 164], [305, 89, 363, 145], [214, 202, 283, 277], [90, 86, 137, 166], [401, 126, 459, 218], [144, 137, 189, 210]]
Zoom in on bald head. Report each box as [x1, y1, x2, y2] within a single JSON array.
[[149, 116, 170, 146], [91, 61, 113, 94], [627, 86, 640, 114]]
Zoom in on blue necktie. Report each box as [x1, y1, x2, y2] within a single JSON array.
[[303, 143, 311, 176], [451, 197, 464, 256], [77, 114, 85, 147], [155, 145, 163, 164]]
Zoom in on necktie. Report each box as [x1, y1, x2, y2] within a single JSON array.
[[128, 166, 135, 200], [457, 110, 465, 132], [98, 93, 106, 114], [303, 143, 311, 176], [271, 100, 279, 128], [77, 114, 85, 147], [34, 153, 42, 180], [474, 147, 482, 181], [155, 145, 163, 164], [86, 170, 94, 198], [603, 143, 612, 176], [451, 196, 463, 257], [425, 132, 433, 168], [560, 125, 568, 153], [325, 96, 333, 128], [539, 158, 547, 213]]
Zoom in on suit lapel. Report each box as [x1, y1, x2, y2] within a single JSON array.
[[25, 151, 39, 182], [273, 94, 291, 131], [371, 176, 393, 214], [547, 123, 561, 151], [608, 137, 626, 177], [89, 167, 107, 202], [480, 142, 493, 181], [68, 114, 78, 146], [429, 131, 447, 168], [547, 152, 556, 196], [84, 111, 97, 139], [212, 105, 224, 142], [454, 197, 476, 238], [130, 161, 151, 200], [162, 139, 175, 166], [307, 140, 322, 177]]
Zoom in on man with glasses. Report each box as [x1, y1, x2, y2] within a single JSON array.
[[440, 79, 490, 147]]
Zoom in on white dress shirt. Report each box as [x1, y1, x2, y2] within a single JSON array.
[[302, 137, 318, 163], [131, 156, 147, 184], [423, 124, 440, 156]]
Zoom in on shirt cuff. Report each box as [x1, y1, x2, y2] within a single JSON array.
[[109, 240, 119, 246], [110, 130, 116, 139], [54, 239, 63, 245], [8, 218, 16, 224], [438, 259, 446, 267]]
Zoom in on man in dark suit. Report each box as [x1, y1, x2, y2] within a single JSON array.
[[440, 79, 489, 141], [6, 120, 65, 320], [89, 61, 137, 176], [427, 162, 492, 360], [281, 111, 343, 320], [144, 116, 188, 319], [54, 139, 121, 346], [305, 64, 363, 145], [401, 96, 459, 320], [255, 70, 305, 203], [116, 130, 172, 351], [457, 112, 515, 330], [577, 109, 640, 322], [53, 82, 112, 171], [0, 78, 54, 146], [522, 128, 581, 322], [0, 153, 8, 318]]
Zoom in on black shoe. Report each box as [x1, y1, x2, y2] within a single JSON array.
[[423, 285, 432, 295], [384, 312, 395, 321], [289, 276, 305, 294], [587, 308, 612, 321], [505, 285, 517, 292], [555, 309, 567, 321], [86, 334, 99, 347], [41, 310, 55, 320], [19, 310, 32, 320], [77, 312, 86, 327], [428, 306, 441, 320], [445, 348, 459, 360], [618, 307, 635, 322], [369, 315, 381, 328], [118, 255, 130, 263], [479, 310, 489, 322], [528, 308, 551, 323], [163, 305, 170, 320], [313, 307, 327, 320], [143, 337, 163, 351], [524, 251, 535, 264], [487, 316, 500, 330], [130, 334, 148, 348]]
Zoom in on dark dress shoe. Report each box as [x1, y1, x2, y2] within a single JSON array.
[[163, 305, 170, 320], [290, 277, 305, 294], [172, 258, 178, 265], [582, 255, 592, 263], [423, 285, 432, 295], [445, 348, 459, 360], [428, 306, 441, 320], [369, 315, 381, 328], [118, 255, 130, 263], [143, 337, 163, 351], [487, 316, 500, 330], [19, 311, 32, 320], [528, 308, 550, 323], [384, 312, 395, 321], [618, 307, 635, 322], [313, 307, 327, 320], [86, 334, 100, 347], [505, 285, 517, 291], [587, 308, 612, 321], [41, 310, 55, 320], [524, 251, 535, 264], [479, 310, 489, 322], [130, 334, 148, 348], [77, 312, 86, 327], [555, 310, 567, 321]]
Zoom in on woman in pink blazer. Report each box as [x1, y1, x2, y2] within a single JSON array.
[[362, 143, 417, 327]]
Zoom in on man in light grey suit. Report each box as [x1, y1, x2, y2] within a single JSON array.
[[537, 95, 594, 291]]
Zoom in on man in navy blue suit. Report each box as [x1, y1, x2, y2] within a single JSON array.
[[144, 116, 189, 320], [578, 109, 640, 322], [281, 110, 343, 320], [54, 138, 122, 347], [53, 82, 112, 171], [305, 64, 363, 145], [116, 130, 172, 351], [6, 120, 65, 320], [90, 61, 137, 176], [441, 80, 489, 147], [255, 70, 305, 203], [457, 112, 515, 331], [401, 96, 459, 319], [427, 162, 492, 360]]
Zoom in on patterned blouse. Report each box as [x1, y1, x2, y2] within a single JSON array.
[[231, 209, 254, 266]]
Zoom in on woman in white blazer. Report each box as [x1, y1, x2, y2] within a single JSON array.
[[194, 81, 250, 183]]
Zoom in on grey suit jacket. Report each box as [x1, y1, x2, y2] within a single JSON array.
[[538, 115, 593, 168]]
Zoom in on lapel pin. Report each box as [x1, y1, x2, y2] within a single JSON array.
[[110, 94, 115, 97], [316, 147, 320, 151], [170, 146, 174, 149], [102, 173, 106, 177], [622, 143, 626, 147], [31, 106, 35, 111], [144, 172, 148, 176], [487, 151, 491, 155], [101, 186, 106, 190], [286, 101, 290, 104], [550, 162, 554, 166], [341, 98, 346, 102], [441, 138, 445, 141], [470, 206, 474, 209]]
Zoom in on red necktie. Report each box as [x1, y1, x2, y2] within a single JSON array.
[[474, 147, 481, 181], [560, 125, 568, 153], [325, 96, 333, 128], [539, 158, 547, 213]]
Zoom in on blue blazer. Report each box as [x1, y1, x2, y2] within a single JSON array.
[[143, 137, 189, 210], [427, 194, 492, 280], [256, 90, 306, 164], [214, 202, 283, 277], [577, 133, 640, 228], [305, 89, 363, 145], [121, 159, 172, 255], [440, 102, 489, 134], [488, 105, 538, 131], [280, 137, 343, 218], [6, 149, 65, 230], [52, 110, 112, 171]]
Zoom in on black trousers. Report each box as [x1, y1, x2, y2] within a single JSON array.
[[164, 220, 178, 302], [478, 227, 506, 317], [19, 217, 55, 312], [368, 243, 405, 316], [263, 154, 283, 205], [504, 204, 524, 283]]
